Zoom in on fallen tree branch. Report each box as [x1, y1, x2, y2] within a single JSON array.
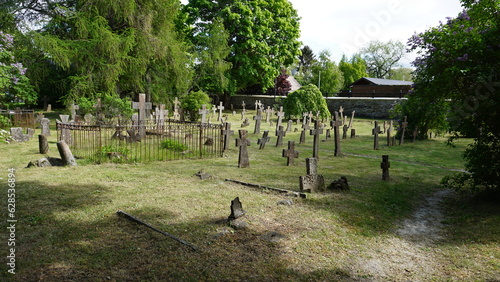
[[117, 210, 199, 251], [225, 179, 307, 199]]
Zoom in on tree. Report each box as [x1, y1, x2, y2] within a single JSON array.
[[282, 84, 330, 120], [298, 46, 316, 74], [310, 50, 344, 95], [181, 90, 211, 122], [183, 0, 301, 94], [388, 67, 413, 81], [405, 0, 500, 193], [339, 54, 368, 89], [359, 40, 405, 78], [23, 0, 192, 107], [274, 68, 292, 96]]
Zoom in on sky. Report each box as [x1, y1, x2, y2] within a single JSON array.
[[180, 0, 465, 67]]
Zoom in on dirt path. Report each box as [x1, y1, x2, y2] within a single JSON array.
[[352, 190, 453, 280]]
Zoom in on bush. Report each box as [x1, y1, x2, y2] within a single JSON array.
[[0, 115, 12, 129], [181, 90, 211, 122], [76, 94, 133, 123], [282, 84, 330, 119], [160, 139, 188, 152]]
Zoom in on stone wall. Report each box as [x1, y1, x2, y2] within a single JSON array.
[[229, 95, 406, 119]]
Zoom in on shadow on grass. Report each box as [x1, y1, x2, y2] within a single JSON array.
[[3, 180, 356, 281]]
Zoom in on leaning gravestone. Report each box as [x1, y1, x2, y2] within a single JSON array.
[[236, 130, 251, 168], [257, 130, 270, 149], [299, 157, 325, 193], [40, 118, 50, 136], [241, 117, 250, 128]]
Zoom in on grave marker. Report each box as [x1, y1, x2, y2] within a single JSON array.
[[241, 117, 250, 128], [299, 130, 306, 144], [228, 197, 246, 220], [70, 104, 79, 121], [236, 130, 251, 168], [310, 120, 323, 158], [286, 120, 293, 132], [330, 111, 342, 156], [265, 106, 272, 123], [348, 110, 355, 128], [342, 124, 348, 139], [257, 130, 270, 149], [299, 158, 325, 193], [132, 94, 152, 137], [381, 155, 390, 180], [253, 108, 263, 134], [40, 118, 50, 136], [387, 120, 393, 146], [217, 102, 225, 122], [412, 126, 418, 142], [276, 106, 284, 129], [282, 141, 299, 166], [275, 125, 286, 147], [399, 116, 408, 145], [222, 122, 234, 151], [372, 121, 380, 150]]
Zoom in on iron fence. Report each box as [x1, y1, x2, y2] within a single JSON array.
[[56, 119, 224, 163]]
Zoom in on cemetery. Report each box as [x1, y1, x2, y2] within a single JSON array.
[[1, 100, 498, 281]]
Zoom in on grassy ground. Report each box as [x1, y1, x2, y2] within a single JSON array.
[[0, 109, 499, 281]]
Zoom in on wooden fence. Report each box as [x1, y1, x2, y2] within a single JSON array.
[[0, 109, 35, 128], [56, 119, 224, 163]]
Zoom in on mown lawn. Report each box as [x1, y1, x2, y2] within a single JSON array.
[[0, 109, 498, 281]]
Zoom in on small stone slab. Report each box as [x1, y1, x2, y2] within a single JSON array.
[[299, 174, 325, 193], [228, 197, 246, 220]]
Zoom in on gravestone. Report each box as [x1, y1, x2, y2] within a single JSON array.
[[275, 125, 286, 147], [255, 100, 260, 111], [39, 134, 49, 154], [387, 120, 393, 147], [342, 124, 348, 139], [282, 141, 299, 166], [57, 140, 77, 166], [325, 129, 331, 140], [302, 112, 308, 125], [222, 122, 234, 151], [381, 155, 390, 180], [228, 197, 246, 220], [339, 106, 344, 123], [276, 107, 284, 130], [399, 116, 408, 145], [265, 106, 272, 123], [286, 120, 293, 132], [199, 104, 209, 124], [372, 121, 380, 150], [241, 101, 246, 111], [236, 130, 251, 168], [348, 110, 355, 129], [40, 118, 50, 136], [10, 127, 29, 142], [330, 111, 342, 156], [299, 130, 306, 144], [308, 112, 313, 125], [59, 115, 72, 144], [351, 128, 356, 138], [70, 104, 79, 121], [253, 108, 263, 134], [217, 102, 225, 122], [299, 158, 325, 193], [46, 104, 52, 112], [241, 117, 250, 128], [154, 104, 166, 132], [84, 113, 94, 125], [132, 94, 152, 137], [310, 120, 323, 158], [257, 130, 270, 149], [240, 109, 246, 121], [27, 128, 34, 139]]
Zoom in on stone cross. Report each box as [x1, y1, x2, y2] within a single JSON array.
[[387, 120, 393, 147], [276, 106, 284, 129], [282, 140, 299, 166], [242, 101, 246, 111], [211, 104, 217, 117], [372, 121, 380, 150], [381, 155, 390, 180], [254, 100, 259, 111], [399, 116, 408, 145], [240, 109, 246, 121], [339, 106, 344, 123], [348, 110, 355, 128], [40, 118, 50, 136], [59, 114, 70, 123], [222, 122, 234, 151], [70, 104, 79, 121], [217, 102, 225, 122], [275, 125, 286, 147], [199, 104, 209, 124], [300, 157, 325, 193], [241, 117, 250, 127], [265, 106, 272, 123], [236, 130, 251, 168], [253, 108, 263, 134], [330, 111, 342, 156], [308, 112, 313, 124], [342, 124, 348, 139], [310, 120, 323, 158], [173, 97, 181, 112], [132, 93, 152, 137], [155, 104, 166, 129], [257, 130, 270, 149], [302, 112, 308, 125], [286, 120, 293, 132]]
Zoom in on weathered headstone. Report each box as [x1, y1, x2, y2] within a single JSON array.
[[330, 111, 342, 156], [351, 128, 356, 138], [83, 113, 93, 125], [310, 120, 323, 158], [275, 125, 285, 147], [325, 129, 331, 140], [387, 120, 393, 146], [57, 140, 77, 166], [27, 128, 34, 139], [40, 118, 50, 136], [222, 122, 234, 151], [236, 130, 251, 168], [241, 101, 246, 111], [46, 104, 52, 112], [10, 127, 28, 142], [199, 104, 209, 124], [342, 124, 348, 139], [228, 197, 246, 220], [299, 130, 306, 144], [241, 117, 250, 128], [282, 141, 299, 166], [217, 102, 225, 122], [265, 106, 272, 123], [299, 158, 325, 193], [38, 134, 49, 154], [240, 109, 246, 121], [70, 104, 79, 121], [276, 106, 284, 130], [372, 121, 380, 150], [286, 120, 293, 132], [253, 108, 263, 134], [381, 155, 390, 180], [348, 110, 355, 128], [302, 112, 308, 125], [399, 116, 408, 145], [339, 106, 344, 122], [257, 130, 270, 149], [132, 94, 152, 137]]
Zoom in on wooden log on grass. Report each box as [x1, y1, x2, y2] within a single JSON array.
[[117, 210, 199, 251]]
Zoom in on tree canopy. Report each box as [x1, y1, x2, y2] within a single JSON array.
[[359, 40, 405, 78], [182, 0, 301, 94], [339, 54, 368, 89]]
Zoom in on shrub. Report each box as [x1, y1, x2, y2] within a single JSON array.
[[282, 84, 330, 119], [181, 90, 211, 122], [160, 139, 188, 152]]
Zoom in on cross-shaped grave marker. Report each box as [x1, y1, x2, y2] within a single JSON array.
[[217, 102, 225, 122], [253, 108, 263, 134], [275, 125, 286, 147], [70, 103, 79, 121], [381, 155, 390, 180], [265, 106, 272, 123], [302, 112, 308, 125], [282, 141, 299, 166], [222, 122, 234, 151], [348, 110, 355, 128], [132, 93, 153, 137], [387, 120, 393, 147], [339, 106, 344, 123], [257, 130, 270, 149], [242, 101, 246, 111], [236, 130, 251, 168], [199, 104, 209, 124], [276, 106, 285, 129], [310, 120, 323, 158], [342, 124, 348, 139], [330, 111, 342, 156], [399, 116, 408, 145], [372, 121, 381, 150]]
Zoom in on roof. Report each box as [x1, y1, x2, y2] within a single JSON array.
[[350, 77, 413, 87], [287, 75, 302, 92]]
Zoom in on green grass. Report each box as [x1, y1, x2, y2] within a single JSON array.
[[0, 110, 498, 281]]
